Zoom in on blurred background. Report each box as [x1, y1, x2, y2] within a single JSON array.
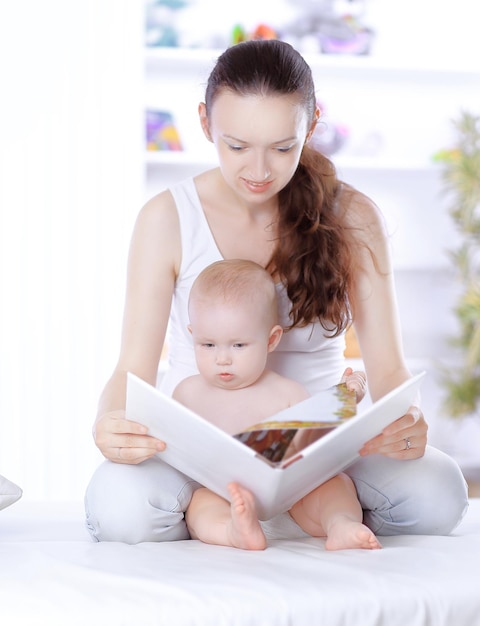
[[0, 0, 479, 502]]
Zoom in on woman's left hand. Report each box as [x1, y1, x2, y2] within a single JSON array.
[[359, 405, 428, 460], [340, 367, 367, 403]]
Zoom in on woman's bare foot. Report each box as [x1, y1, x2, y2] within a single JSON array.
[[226, 482, 267, 550], [325, 517, 382, 551]]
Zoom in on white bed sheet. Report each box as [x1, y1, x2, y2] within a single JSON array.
[[0, 499, 479, 626]]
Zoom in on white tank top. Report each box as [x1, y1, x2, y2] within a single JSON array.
[[160, 178, 346, 396]]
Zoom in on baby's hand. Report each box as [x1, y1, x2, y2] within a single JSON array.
[[341, 367, 367, 403]]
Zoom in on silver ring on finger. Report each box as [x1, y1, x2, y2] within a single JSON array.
[[404, 437, 412, 450]]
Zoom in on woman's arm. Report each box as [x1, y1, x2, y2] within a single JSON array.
[[93, 190, 182, 464], [343, 189, 428, 459]]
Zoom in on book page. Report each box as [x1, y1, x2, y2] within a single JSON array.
[[233, 384, 357, 464]]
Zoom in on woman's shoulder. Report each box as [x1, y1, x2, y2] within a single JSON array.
[[140, 169, 220, 221], [128, 188, 182, 273], [336, 183, 388, 240], [138, 187, 178, 225]]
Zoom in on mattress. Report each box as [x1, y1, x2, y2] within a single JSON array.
[[1, 499, 479, 626]]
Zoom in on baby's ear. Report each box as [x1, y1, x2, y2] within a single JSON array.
[[267, 325, 283, 352]]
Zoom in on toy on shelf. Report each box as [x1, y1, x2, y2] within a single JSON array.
[[319, 13, 373, 55], [280, 0, 374, 55], [145, 0, 189, 47], [231, 24, 247, 45], [231, 23, 278, 45], [251, 23, 278, 41], [146, 110, 183, 151]]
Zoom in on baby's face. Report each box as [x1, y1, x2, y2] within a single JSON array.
[[189, 300, 274, 390]]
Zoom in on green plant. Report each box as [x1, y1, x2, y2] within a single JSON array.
[[435, 111, 480, 417]]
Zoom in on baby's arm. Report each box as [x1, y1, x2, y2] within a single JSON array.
[[340, 367, 367, 403]]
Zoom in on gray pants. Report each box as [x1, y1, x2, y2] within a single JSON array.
[[84, 446, 468, 543]]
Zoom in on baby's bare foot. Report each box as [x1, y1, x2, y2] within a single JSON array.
[[227, 482, 267, 550], [325, 518, 382, 551]]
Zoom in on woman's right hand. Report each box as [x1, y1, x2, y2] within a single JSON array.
[[93, 409, 166, 465], [92, 191, 180, 465]]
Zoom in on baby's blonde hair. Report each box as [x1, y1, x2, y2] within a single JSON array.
[[189, 259, 279, 327]]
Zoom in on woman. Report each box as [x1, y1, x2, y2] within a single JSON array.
[[85, 39, 468, 543]]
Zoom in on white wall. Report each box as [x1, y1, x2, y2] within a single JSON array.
[[0, 1, 477, 500], [366, 0, 478, 70], [0, 1, 144, 499]]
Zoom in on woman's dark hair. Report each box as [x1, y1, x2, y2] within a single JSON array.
[[205, 40, 356, 336]]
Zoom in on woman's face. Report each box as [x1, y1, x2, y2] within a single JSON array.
[[200, 91, 313, 204]]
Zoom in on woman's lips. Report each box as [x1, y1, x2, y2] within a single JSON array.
[[242, 178, 273, 193]]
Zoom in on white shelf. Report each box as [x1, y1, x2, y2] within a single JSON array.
[[145, 46, 480, 81], [145, 150, 217, 167], [145, 149, 442, 174], [333, 156, 441, 173]]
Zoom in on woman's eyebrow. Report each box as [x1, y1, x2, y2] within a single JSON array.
[[222, 134, 298, 144]]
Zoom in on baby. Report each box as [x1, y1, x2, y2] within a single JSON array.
[[173, 259, 380, 551]]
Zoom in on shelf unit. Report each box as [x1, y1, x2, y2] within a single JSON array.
[[143, 45, 480, 266], [144, 46, 480, 187], [143, 45, 479, 360], [145, 45, 480, 79]]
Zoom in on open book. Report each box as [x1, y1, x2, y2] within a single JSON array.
[[126, 371, 426, 520]]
